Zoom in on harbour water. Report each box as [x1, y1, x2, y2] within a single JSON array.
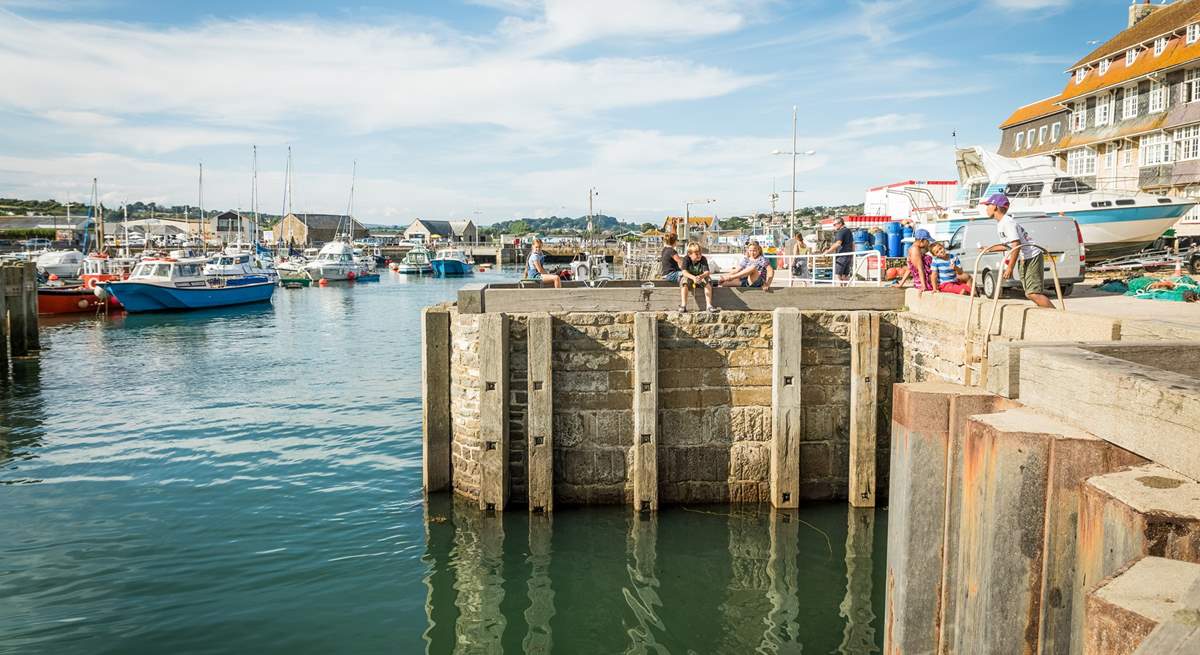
[[0, 273, 885, 654]]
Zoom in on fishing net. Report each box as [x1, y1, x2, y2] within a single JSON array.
[[1124, 275, 1200, 302]]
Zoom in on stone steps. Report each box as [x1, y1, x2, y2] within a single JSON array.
[[1085, 557, 1200, 655]]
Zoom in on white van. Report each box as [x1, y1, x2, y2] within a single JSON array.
[[943, 213, 1085, 297]]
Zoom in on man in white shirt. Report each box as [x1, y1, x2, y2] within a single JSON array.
[[981, 193, 1053, 308]]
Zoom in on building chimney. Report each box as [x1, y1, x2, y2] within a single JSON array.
[[1129, 0, 1167, 29]]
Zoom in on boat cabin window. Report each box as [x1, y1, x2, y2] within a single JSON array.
[[1005, 182, 1045, 198], [176, 263, 201, 277], [1051, 177, 1095, 194], [1115, 199, 1136, 206], [948, 227, 965, 253], [967, 181, 990, 203]]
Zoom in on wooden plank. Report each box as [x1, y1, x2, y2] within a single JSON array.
[[0, 267, 8, 364], [849, 311, 880, 507], [526, 314, 554, 513], [21, 262, 38, 351], [478, 313, 510, 511], [5, 265, 28, 357], [771, 308, 802, 509], [632, 312, 658, 512], [477, 286, 906, 314], [421, 307, 452, 494]]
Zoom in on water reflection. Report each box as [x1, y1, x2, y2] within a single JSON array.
[[0, 357, 47, 474], [422, 501, 885, 655]]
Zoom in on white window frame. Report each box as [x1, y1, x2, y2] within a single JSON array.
[[1026, 128, 1035, 148], [1096, 94, 1112, 127], [1072, 102, 1087, 132], [1127, 48, 1139, 66], [1186, 69, 1200, 103], [1015, 131, 1024, 151], [1123, 141, 1133, 166], [1038, 125, 1048, 145], [1176, 125, 1200, 162], [1139, 132, 1172, 167], [1150, 80, 1167, 113], [1155, 37, 1168, 56], [1075, 67, 1086, 84], [1105, 142, 1118, 169], [1067, 147, 1097, 176], [1189, 23, 1200, 45], [1051, 122, 1061, 142], [1099, 59, 1110, 75], [1123, 86, 1139, 119]]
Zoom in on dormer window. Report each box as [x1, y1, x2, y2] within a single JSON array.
[[1189, 23, 1200, 44], [1099, 59, 1111, 75], [1127, 48, 1139, 66], [1075, 67, 1087, 84], [1155, 37, 1168, 56]]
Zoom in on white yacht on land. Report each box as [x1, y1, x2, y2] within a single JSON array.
[[303, 241, 365, 281], [35, 250, 84, 278]]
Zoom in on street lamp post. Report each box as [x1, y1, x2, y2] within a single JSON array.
[[771, 105, 817, 237]]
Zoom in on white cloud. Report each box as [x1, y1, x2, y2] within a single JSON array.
[[497, 0, 749, 51], [0, 14, 760, 137]]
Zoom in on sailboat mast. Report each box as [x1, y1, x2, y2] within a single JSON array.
[[198, 163, 205, 250], [344, 160, 357, 242], [251, 145, 259, 245]]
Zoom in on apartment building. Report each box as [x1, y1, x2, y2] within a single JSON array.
[[999, 0, 1200, 200]]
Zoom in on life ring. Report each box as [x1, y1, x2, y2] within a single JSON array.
[[85, 278, 99, 289]]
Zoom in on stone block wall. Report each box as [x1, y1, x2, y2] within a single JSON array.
[[447, 308, 899, 506]]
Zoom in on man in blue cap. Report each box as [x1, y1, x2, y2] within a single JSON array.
[[981, 193, 1053, 308]]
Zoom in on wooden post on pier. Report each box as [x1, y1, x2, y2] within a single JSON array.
[[526, 313, 554, 513], [849, 311, 880, 508], [22, 262, 39, 351], [4, 264, 30, 357], [422, 307, 452, 494], [632, 313, 659, 512], [478, 313, 510, 512], [771, 308, 802, 509]]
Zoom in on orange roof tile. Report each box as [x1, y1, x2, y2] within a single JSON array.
[[999, 95, 1067, 129], [1061, 29, 1200, 103], [1072, 0, 1200, 70]]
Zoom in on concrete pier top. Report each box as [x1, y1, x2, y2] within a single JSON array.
[[1087, 464, 1200, 516], [1093, 557, 1200, 628]]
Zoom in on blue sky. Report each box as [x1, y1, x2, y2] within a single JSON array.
[[0, 0, 1133, 223]]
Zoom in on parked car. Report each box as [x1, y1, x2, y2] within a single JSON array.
[[21, 238, 51, 250], [944, 213, 1085, 297]]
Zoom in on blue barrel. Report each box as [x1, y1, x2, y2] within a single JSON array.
[[872, 230, 887, 256], [853, 229, 870, 251], [887, 222, 903, 257]]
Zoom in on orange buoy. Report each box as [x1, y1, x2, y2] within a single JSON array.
[[49, 274, 59, 281], [318, 278, 329, 287], [346, 271, 356, 281]]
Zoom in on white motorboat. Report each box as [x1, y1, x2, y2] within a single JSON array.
[[394, 246, 433, 274], [35, 250, 84, 278], [303, 241, 366, 281], [904, 147, 1197, 260], [569, 252, 613, 283]]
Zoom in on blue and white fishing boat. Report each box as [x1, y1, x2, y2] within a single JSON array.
[[431, 248, 473, 277], [99, 258, 275, 313]]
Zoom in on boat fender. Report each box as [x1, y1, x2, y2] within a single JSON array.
[[77, 298, 90, 310], [93, 285, 108, 300], [318, 278, 329, 287], [347, 271, 356, 281]]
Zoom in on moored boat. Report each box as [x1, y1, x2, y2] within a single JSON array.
[[35, 250, 84, 279], [431, 248, 473, 277], [37, 285, 121, 314], [100, 258, 275, 313], [302, 241, 366, 281], [395, 246, 433, 274]]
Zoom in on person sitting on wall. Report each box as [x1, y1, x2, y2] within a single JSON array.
[[678, 242, 718, 313], [526, 238, 561, 288], [719, 240, 773, 289], [892, 229, 934, 291], [929, 241, 971, 295], [660, 233, 684, 282]]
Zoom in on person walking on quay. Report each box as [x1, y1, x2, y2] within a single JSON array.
[[660, 233, 684, 282], [526, 238, 561, 288], [981, 193, 1053, 308], [786, 231, 810, 283], [823, 217, 854, 284], [678, 242, 717, 312], [719, 240, 773, 288]]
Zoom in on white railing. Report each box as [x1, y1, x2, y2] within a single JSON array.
[[708, 250, 886, 287]]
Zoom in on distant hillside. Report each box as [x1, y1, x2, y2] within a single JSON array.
[[0, 198, 283, 225], [483, 215, 644, 236]]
